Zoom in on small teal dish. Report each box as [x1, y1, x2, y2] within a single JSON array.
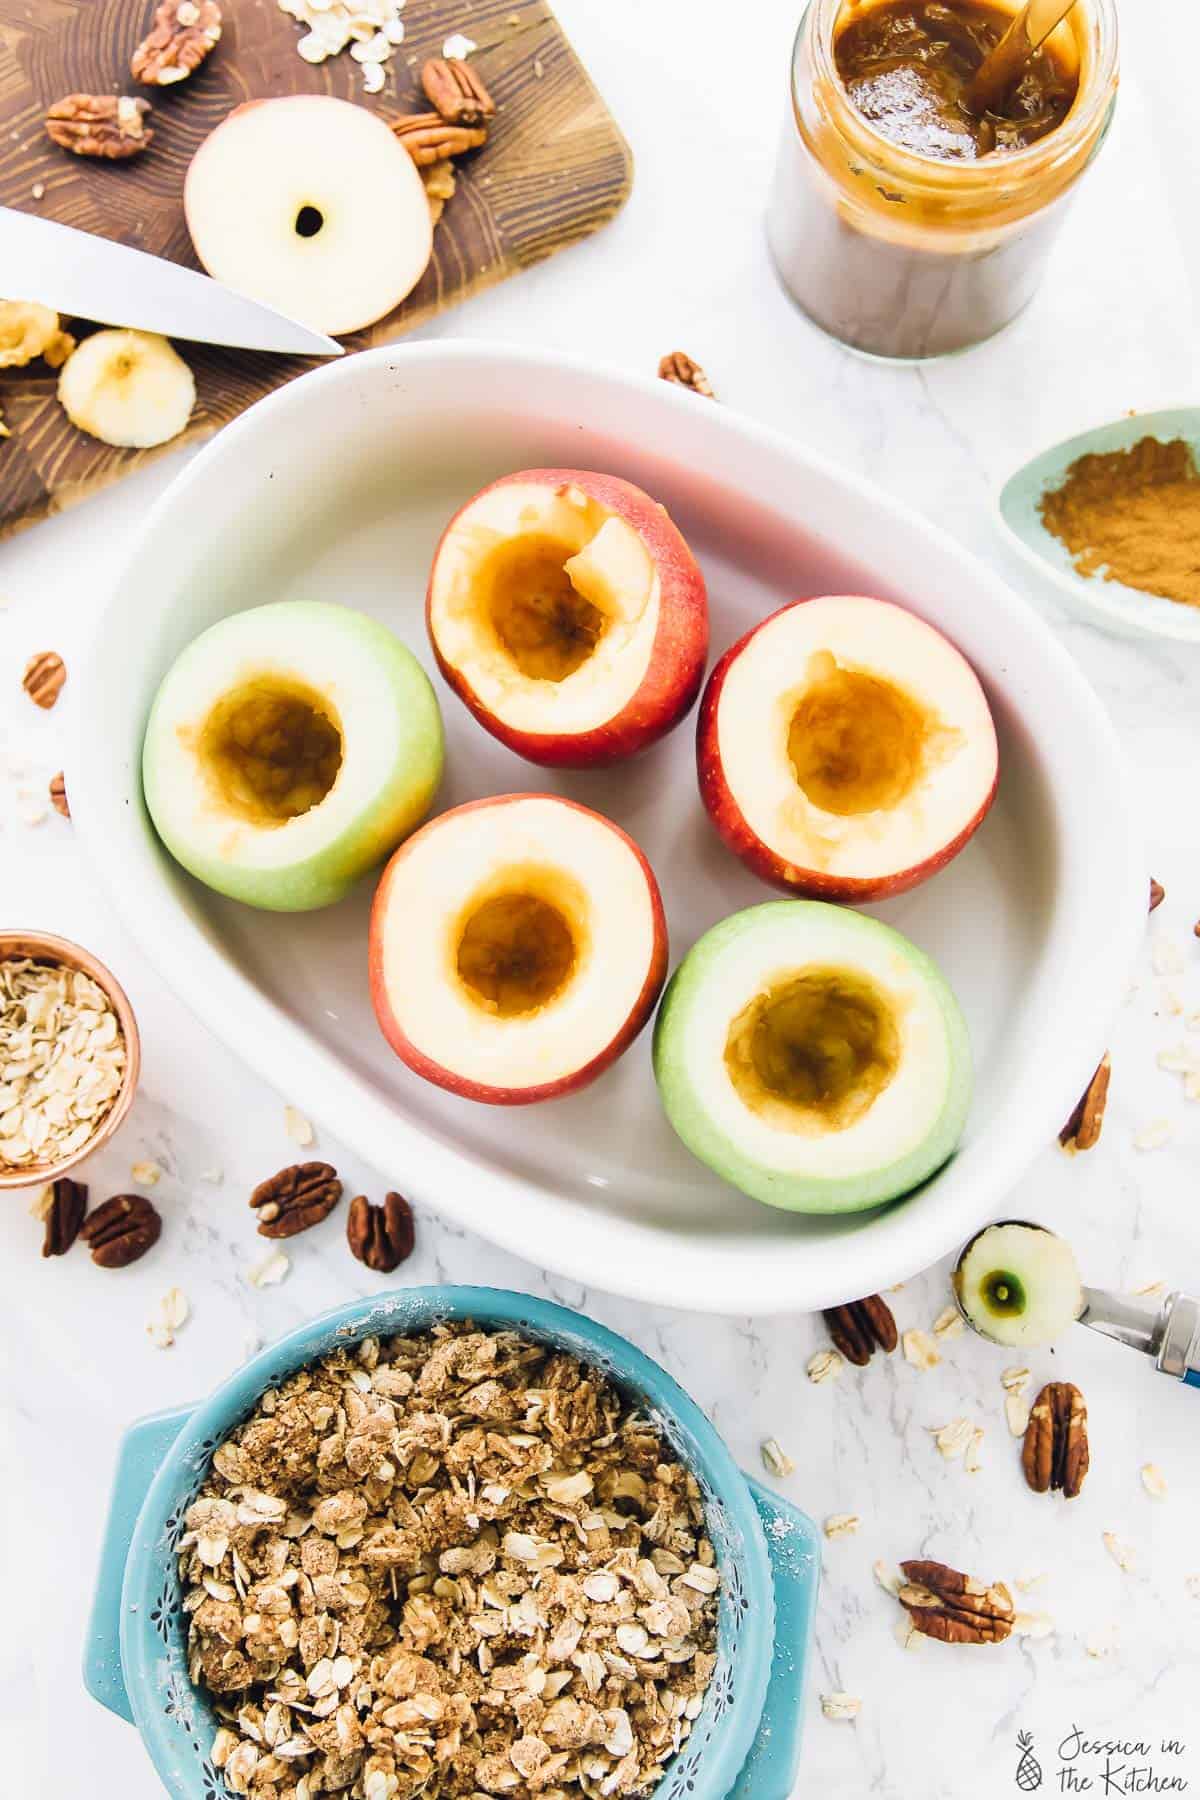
[[996, 407, 1200, 643], [84, 1287, 819, 1800]]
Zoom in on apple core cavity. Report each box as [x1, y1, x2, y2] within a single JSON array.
[[455, 884, 580, 1017], [197, 676, 343, 826], [787, 656, 933, 817], [485, 534, 608, 682], [724, 967, 900, 1134]]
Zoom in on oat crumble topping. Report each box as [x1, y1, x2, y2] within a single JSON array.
[[180, 1324, 721, 1800]]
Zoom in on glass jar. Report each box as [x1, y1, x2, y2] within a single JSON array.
[[767, 0, 1119, 359]]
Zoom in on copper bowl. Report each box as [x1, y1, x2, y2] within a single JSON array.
[[0, 930, 141, 1192]]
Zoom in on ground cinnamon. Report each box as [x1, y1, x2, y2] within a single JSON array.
[[1039, 436, 1200, 609]]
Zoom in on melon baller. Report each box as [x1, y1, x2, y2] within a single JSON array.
[[952, 1219, 1200, 1387]]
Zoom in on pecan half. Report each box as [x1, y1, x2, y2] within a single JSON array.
[[1022, 1381, 1089, 1499], [658, 351, 715, 398], [41, 1178, 87, 1258], [822, 1293, 898, 1366], [132, 0, 222, 86], [1058, 1053, 1110, 1152], [421, 56, 496, 126], [391, 113, 488, 166], [80, 1193, 161, 1268], [1149, 877, 1165, 912], [49, 771, 69, 818], [22, 650, 66, 710], [250, 1161, 342, 1238], [45, 94, 153, 160], [899, 1559, 1014, 1645], [346, 1191, 415, 1273]]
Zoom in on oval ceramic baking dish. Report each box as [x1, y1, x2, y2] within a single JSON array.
[[83, 1287, 819, 1800], [68, 342, 1146, 1313]]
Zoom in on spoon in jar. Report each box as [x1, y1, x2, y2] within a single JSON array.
[[951, 1219, 1200, 1386], [966, 0, 1079, 116]]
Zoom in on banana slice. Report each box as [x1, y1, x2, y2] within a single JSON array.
[[0, 300, 72, 369], [57, 328, 195, 448]]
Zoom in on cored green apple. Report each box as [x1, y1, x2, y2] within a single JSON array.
[[697, 595, 998, 900], [370, 793, 668, 1103], [653, 900, 971, 1213], [143, 600, 444, 911], [427, 469, 708, 767]]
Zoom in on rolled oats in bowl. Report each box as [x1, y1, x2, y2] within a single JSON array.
[[0, 952, 129, 1173], [180, 1323, 721, 1800]]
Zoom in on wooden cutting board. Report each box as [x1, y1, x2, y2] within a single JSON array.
[[0, 0, 632, 539]]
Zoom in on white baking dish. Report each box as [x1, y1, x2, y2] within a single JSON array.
[[71, 342, 1144, 1314]]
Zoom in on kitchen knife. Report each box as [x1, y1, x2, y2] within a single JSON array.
[[0, 206, 344, 357]]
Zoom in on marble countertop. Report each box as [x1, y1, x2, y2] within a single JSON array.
[[3, 1, 1199, 1794]]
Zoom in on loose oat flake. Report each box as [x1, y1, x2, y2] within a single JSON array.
[[931, 1305, 964, 1339], [1151, 936, 1184, 977], [1103, 1531, 1137, 1573], [1013, 1611, 1053, 1639], [180, 1323, 720, 1799], [930, 1417, 974, 1461], [902, 1329, 940, 1371], [760, 1436, 795, 1478], [131, 1159, 162, 1185], [147, 1285, 190, 1349], [246, 1248, 290, 1288], [283, 1104, 314, 1148], [807, 1348, 843, 1384], [1140, 1463, 1168, 1499], [1005, 1392, 1032, 1438], [820, 1693, 861, 1722], [823, 1513, 860, 1539], [874, 1559, 903, 1596], [1133, 1119, 1173, 1151], [0, 957, 125, 1168]]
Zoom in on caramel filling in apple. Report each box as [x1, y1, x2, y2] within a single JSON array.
[[787, 656, 934, 817], [485, 535, 608, 682], [198, 676, 343, 826], [455, 871, 586, 1016], [724, 967, 900, 1132]]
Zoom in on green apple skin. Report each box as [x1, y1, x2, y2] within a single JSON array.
[[142, 601, 444, 912], [652, 901, 972, 1214]]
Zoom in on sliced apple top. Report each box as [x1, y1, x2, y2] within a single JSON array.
[[700, 595, 998, 896], [370, 793, 668, 1103], [427, 470, 708, 764]]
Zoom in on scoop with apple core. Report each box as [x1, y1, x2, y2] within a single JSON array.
[[954, 1220, 1200, 1383]]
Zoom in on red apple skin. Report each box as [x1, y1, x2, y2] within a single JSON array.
[[697, 597, 1000, 903], [368, 793, 670, 1104], [426, 470, 709, 768]]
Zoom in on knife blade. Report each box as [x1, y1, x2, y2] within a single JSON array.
[[0, 206, 344, 357]]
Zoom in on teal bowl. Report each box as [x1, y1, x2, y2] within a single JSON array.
[[84, 1287, 819, 1800], [995, 407, 1200, 642]]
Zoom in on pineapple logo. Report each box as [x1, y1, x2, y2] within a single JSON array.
[[1014, 1732, 1043, 1791]]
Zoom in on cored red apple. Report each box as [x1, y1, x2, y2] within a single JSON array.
[[697, 595, 998, 901], [369, 793, 668, 1103], [426, 470, 708, 767]]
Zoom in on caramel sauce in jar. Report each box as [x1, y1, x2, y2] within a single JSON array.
[[767, 0, 1117, 358]]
